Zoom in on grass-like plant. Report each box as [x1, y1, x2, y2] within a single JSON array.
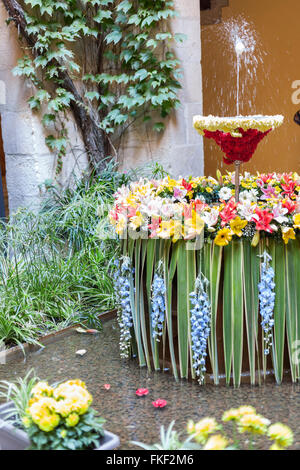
[[0, 161, 167, 348], [0, 369, 39, 426], [132, 406, 294, 451]]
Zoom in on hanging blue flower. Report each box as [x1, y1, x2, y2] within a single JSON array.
[[258, 251, 275, 356], [113, 256, 134, 358], [151, 261, 166, 341], [189, 274, 211, 385]]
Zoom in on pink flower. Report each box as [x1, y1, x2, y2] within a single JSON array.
[[104, 384, 111, 390], [219, 198, 237, 226], [252, 209, 273, 233], [136, 388, 149, 397], [152, 399, 167, 408]]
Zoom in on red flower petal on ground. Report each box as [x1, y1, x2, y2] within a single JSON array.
[[152, 399, 167, 408], [104, 384, 111, 390], [136, 388, 149, 397]]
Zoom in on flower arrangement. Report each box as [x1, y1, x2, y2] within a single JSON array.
[[109, 172, 300, 246], [110, 172, 300, 387], [193, 115, 284, 165], [133, 405, 294, 451], [22, 380, 105, 450]]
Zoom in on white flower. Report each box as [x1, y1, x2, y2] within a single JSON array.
[[219, 187, 233, 201], [238, 201, 257, 221], [239, 189, 258, 203], [202, 208, 219, 230], [195, 195, 206, 203], [272, 204, 289, 224]]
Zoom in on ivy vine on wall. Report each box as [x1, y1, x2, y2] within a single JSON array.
[[2, 0, 185, 173]]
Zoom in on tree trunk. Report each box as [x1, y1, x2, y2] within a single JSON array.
[[2, 0, 108, 172]]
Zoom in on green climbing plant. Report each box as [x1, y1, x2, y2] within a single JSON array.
[[3, 0, 184, 172]]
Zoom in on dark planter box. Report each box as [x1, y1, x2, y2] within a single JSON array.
[[0, 402, 120, 450]]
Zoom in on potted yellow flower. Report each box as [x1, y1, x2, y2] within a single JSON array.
[[0, 377, 119, 450]]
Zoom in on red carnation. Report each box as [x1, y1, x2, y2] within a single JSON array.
[[203, 128, 272, 165]]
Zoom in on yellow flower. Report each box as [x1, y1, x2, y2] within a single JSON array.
[[38, 414, 60, 432], [193, 418, 219, 444], [60, 429, 67, 439], [203, 434, 228, 450], [251, 231, 260, 247], [115, 214, 127, 235], [270, 443, 284, 451], [184, 213, 204, 238], [129, 211, 143, 230], [237, 406, 256, 416], [293, 214, 300, 229], [22, 416, 31, 428], [230, 217, 248, 237], [187, 420, 195, 434], [156, 220, 183, 242], [66, 412, 80, 428], [214, 228, 232, 247], [222, 408, 240, 422], [31, 381, 53, 399], [282, 227, 296, 245], [268, 423, 293, 449], [64, 379, 87, 389], [206, 187, 213, 193], [53, 382, 92, 416], [238, 413, 270, 436]]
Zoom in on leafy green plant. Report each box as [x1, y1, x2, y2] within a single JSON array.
[[132, 421, 190, 451], [0, 369, 39, 426], [121, 236, 300, 386], [0, 160, 168, 348], [3, 0, 184, 172], [27, 408, 105, 450], [23, 379, 105, 450]]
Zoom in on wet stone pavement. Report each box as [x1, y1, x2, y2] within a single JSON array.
[[0, 320, 299, 450]]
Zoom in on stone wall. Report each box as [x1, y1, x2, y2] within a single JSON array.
[[119, 0, 204, 178], [0, 3, 88, 214], [0, 1, 204, 214]]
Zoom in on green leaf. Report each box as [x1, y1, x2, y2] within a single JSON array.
[[209, 243, 222, 384], [134, 69, 148, 81], [42, 113, 56, 126], [85, 91, 100, 101], [117, 0, 132, 13], [94, 10, 112, 23], [153, 122, 165, 132], [165, 242, 179, 379], [243, 241, 260, 385], [177, 241, 196, 379], [105, 30, 123, 45], [174, 33, 187, 43], [156, 32, 172, 41], [269, 240, 286, 384], [285, 237, 300, 382]]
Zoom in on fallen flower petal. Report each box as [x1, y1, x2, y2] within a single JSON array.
[[75, 327, 87, 334], [104, 384, 111, 390], [136, 388, 149, 397], [75, 349, 87, 356], [152, 399, 167, 408]]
